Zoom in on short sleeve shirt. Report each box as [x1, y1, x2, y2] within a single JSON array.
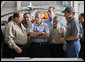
[[66, 17, 80, 38]]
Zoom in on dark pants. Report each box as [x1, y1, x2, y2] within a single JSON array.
[[49, 43, 65, 58], [3, 43, 30, 58], [79, 39, 84, 60], [30, 42, 50, 58]]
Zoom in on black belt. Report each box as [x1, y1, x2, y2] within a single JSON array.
[[49, 43, 64, 45], [31, 42, 48, 45], [49, 43, 64, 47]]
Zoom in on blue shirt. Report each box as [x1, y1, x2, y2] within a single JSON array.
[[29, 22, 49, 43], [45, 18, 66, 28], [44, 18, 53, 28], [59, 20, 66, 28]]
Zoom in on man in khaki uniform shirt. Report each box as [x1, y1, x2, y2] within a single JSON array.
[[5, 10, 28, 58], [22, 13, 32, 57], [48, 16, 66, 57]]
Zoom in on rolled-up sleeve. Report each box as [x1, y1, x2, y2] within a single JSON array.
[[5, 24, 18, 49]]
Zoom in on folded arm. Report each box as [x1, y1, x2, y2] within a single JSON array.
[[38, 33, 49, 38], [29, 32, 45, 38]]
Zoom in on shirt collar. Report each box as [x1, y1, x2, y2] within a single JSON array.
[[35, 22, 44, 26], [53, 24, 60, 29], [48, 18, 52, 21], [67, 16, 74, 23]]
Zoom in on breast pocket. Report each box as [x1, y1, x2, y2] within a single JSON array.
[[57, 29, 63, 37], [15, 29, 19, 37], [39, 26, 44, 32], [15, 28, 23, 37]]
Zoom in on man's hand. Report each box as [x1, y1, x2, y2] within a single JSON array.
[[38, 33, 49, 38], [37, 32, 45, 38], [39, 32, 45, 35], [14, 47, 22, 54]]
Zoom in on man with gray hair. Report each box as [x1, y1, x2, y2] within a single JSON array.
[[48, 16, 66, 57]]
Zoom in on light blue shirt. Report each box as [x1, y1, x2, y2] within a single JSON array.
[[44, 18, 53, 28], [45, 18, 66, 28], [29, 22, 49, 43], [59, 20, 66, 28]]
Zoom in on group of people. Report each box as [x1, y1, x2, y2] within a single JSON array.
[[1, 6, 84, 59]]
